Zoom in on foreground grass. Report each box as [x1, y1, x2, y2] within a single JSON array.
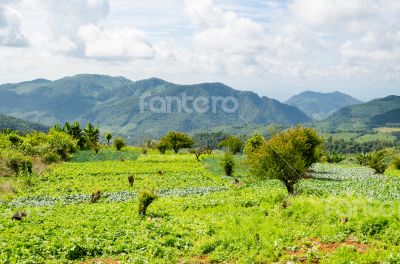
[[1, 152, 400, 263]]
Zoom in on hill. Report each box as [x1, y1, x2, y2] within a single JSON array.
[[0, 114, 48, 133], [286, 91, 362, 120], [0, 74, 310, 142], [317, 95, 400, 132]]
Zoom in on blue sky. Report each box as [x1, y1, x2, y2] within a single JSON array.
[[0, 0, 399, 101]]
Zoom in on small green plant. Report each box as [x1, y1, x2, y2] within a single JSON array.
[[368, 151, 387, 174], [221, 152, 235, 176], [113, 137, 126, 151], [137, 188, 158, 216], [327, 151, 344, 163], [392, 156, 400, 170]]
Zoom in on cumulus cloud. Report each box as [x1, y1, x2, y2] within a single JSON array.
[[41, 0, 153, 60], [78, 24, 154, 59], [0, 3, 29, 47]]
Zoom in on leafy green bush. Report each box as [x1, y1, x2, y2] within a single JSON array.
[[47, 130, 78, 160], [356, 153, 371, 166], [327, 151, 344, 163], [247, 127, 322, 194], [218, 136, 243, 154], [368, 151, 387, 174], [392, 156, 400, 170], [0, 149, 32, 175], [243, 133, 264, 155], [360, 217, 389, 237], [220, 153, 235, 176], [138, 188, 158, 216], [8, 134, 23, 146], [114, 137, 126, 151], [42, 152, 61, 163]]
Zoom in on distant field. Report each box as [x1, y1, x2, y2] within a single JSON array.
[[374, 127, 400, 133], [355, 133, 397, 143], [1, 153, 400, 263], [322, 132, 360, 141]]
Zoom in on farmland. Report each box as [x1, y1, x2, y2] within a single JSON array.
[[1, 151, 400, 263]]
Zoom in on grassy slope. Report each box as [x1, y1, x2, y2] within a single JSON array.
[[1, 152, 400, 263]]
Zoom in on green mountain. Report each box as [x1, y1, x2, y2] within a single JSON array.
[[286, 91, 362, 120], [0, 74, 310, 142], [0, 114, 48, 133], [317, 95, 400, 132]]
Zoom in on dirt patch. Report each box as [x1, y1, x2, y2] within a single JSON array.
[[81, 258, 120, 264], [181, 255, 211, 264], [287, 237, 369, 259]]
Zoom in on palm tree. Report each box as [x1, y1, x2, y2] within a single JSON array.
[[84, 123, 100, 148], [105, 132, 112, 146]]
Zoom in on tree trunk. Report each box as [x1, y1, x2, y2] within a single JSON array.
[[283, 180, 295, 195]]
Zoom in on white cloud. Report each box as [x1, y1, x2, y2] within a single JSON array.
[[0, 3, 29, 47], [78, 24, 154, 59]]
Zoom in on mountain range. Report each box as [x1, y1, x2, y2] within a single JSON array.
[[286, 91, 362, 120], [0, 74, 310, 141], [317, 95, 400, 132]]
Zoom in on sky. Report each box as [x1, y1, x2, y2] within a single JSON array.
[[0, 0, 399, 101]]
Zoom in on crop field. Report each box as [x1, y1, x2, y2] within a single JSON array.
[[1, 152, 400, 263]]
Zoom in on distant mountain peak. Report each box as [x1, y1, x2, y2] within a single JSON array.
[[286, 90, 362, 120]]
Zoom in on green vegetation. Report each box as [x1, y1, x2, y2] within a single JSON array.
[[218, 135, 243, 154], [1, 125, 400, 263], [0, 114, 48, 134], [113, 137, 126, 151], [220, 152, 235, 176], [137, 188, 158, 216], [158, 131, 194, 153], [247, 127, 322, 194]]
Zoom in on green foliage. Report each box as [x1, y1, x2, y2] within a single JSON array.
[[70, 150, 139, 162], [105, 132, 112, 145], [356, 153, 371, 166], [243, 133, 264, 154], [113, 137, 126, 151], [159, 131, 194, 153], [247, 127, 322, 194], [137, 188, 158, 216], [0, 114, 48, 133], [327, 151, 344, 163], [220, 153, 235, 176], [192, 131, 229, 149], [218, 136, 243, 154], [361, 217, 390, 238], [7, 134, 23, 146], [0, 149, 32, 176], [392, 156, 400, 170], [83, 123, 100, 148], [47, 130, 78, 160], [368, 151, 388, 174]]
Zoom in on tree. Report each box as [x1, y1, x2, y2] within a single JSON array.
[[243, 133, 264, 154], [105, 132, 112, 146], [218, 136, 243, 154], [64, 121, 86, 149], [247, 127, 322, 194], [368, 151, 387, 174], [114, 137, 126, 151], [83, 123, 100, 149], [159, 131, 194, 153]]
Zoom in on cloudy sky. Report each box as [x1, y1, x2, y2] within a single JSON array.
[[0, 0, 399, 101]]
